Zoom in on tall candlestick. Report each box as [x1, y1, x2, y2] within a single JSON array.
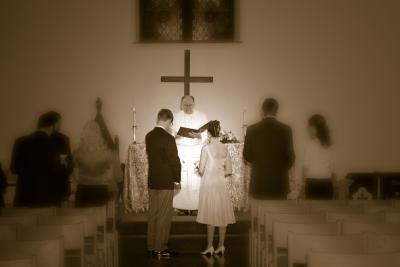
[[242, 107, 247, 140], [242, 107, 246, 125], [132, 107, 137, 143]]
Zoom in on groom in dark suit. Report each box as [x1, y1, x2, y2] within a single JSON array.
[[146, 109, 181, 258], [244, 98, 295, 199]]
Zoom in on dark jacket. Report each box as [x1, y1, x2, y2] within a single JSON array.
[[243, 117, 295, 199], [51, 131, 73, 200], [11, 131, 60, 207], [146, 127, 181, 190], [0, 163, 7, 207]]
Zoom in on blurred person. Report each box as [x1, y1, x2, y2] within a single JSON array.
[[303, 114, 335, 200], [11, 111, 61, 207], [243, 98, 295, 199], [0, 163, 7, 207], [50, 111, 73, 205]]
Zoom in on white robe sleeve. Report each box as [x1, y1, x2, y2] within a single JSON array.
[[199, 111, 208, 144], [172, 111, 182, 137]]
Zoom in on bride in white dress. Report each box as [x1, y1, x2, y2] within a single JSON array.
[[196, 120, 236, 256]]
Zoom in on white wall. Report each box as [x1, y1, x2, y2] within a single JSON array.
[[1, 0, 399, 182], [390, 86, 400, 166]]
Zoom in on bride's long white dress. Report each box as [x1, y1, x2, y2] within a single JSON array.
[[196, 143, 236, 227]]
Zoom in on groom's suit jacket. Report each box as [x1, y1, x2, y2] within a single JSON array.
[[243, 117, 295, 199], [146, 127, 181, 190]]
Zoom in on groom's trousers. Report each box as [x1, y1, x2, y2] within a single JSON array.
[[147, 189, 174, 252]]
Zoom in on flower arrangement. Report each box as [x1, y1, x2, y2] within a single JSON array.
[[219, 130, 239, 144]]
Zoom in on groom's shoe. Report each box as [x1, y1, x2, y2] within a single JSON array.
[[152, 249, 179, 259], [169, 249, 180, 256], [152, 250, 169, 259], [162, 249, 179, 257]]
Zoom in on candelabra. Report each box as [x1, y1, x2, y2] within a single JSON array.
[[242, 124, 248, 140], [132, 124, 137, 143], [132, 107, 137, 143], [242, 108, 247, 140]]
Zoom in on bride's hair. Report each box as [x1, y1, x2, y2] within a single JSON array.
[[207, 120, 221, 138], [308, 114, 331, 147]]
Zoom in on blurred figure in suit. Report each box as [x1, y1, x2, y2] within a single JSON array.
[[243, 98, 295, 199], [50, 111, 73, 205], [11, 112, 63, 207], [0, 163, 7, 207]]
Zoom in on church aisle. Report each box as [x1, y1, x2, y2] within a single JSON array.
[[118, 212, 250, 267]]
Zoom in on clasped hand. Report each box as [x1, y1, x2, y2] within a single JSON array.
[[174, 182, 181, 190], [188, 131, 201, 139]]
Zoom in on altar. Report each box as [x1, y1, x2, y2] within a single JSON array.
[[123, 142, 250, 213]]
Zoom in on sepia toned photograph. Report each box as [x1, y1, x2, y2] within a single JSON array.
[[0, 0, 399, 266]]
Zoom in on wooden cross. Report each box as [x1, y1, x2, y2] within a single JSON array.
[[161, 49, 213, 96]]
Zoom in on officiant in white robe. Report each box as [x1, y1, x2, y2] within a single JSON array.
[[172, 95, 208, 211]]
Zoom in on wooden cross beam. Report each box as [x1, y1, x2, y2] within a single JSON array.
[[161, 49, 213, 96]]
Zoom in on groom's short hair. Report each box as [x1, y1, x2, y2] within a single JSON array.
[[157, 109, 174, 122], [262, 98, 279, 115]]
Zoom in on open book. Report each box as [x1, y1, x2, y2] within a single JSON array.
[[177, 121, 211, 138]]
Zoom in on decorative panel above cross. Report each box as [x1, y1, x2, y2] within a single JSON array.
[[139, 0, 236, 42]]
